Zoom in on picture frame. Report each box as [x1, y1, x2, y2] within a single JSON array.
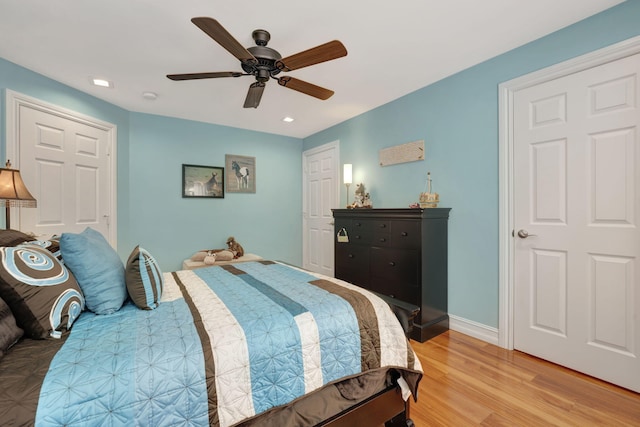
[[182, 164, 224, 198], [225, 155, 256, 193]]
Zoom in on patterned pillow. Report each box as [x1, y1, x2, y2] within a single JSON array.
[[22, 237, 62, 261], [125, 246, 164, 310], [0, 229, 35, 247], [0, 245, 84, 339], [60, 228, 126, 315], [0, 296, 23, 358]]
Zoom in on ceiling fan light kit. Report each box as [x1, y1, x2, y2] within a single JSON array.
[[167, 17, 347, 109]]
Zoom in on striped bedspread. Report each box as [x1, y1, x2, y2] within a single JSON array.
[[21, 261, 422, 426]]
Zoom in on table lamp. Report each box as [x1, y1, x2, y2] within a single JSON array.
[[343, 164, 352, 207], [0, 160, 37, 229]]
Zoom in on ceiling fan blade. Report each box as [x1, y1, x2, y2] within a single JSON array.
[[167, 72, 244, 81], [276, 40, 347, 72], [277, 76, 334, 100], [191, 17, 257, 64], [244, 82, 265, 108]]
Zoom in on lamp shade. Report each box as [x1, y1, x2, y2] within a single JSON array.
[[0, 163, 37, 208], [343, 164, 353, 185]]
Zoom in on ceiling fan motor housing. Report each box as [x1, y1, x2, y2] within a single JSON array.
[[252, 29, 270, 46], [241, 30, 283, 82]]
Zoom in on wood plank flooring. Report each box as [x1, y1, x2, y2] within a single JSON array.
[[409, 331, 640, 426]]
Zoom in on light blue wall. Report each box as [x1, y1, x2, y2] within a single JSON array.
[[128, 113, 302, 271], [1, 58, 304, 271], [303, 1, 640, 328]]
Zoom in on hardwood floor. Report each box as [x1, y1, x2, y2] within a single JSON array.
[[409, 331, 640, 426]]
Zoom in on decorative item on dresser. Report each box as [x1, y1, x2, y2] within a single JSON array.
[[333, 208, 451, 342], [348, 182, 373, 209]]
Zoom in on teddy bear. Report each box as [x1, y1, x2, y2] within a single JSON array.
[[226, 236, 244, 258]]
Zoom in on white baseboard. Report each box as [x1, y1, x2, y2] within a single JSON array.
[[449, 314, 500, 346]]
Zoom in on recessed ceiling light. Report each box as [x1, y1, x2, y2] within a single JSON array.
[[282, 116, 294, 123], [91, 78, 113, 88]]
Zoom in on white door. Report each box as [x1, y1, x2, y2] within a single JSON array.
[[302, 141, 339, 276], [7, 92, 116, 243], [513, 53, 640, 392]]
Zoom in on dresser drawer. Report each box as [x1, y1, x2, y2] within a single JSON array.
[[390, 220, 421, 249], [364, 219, 387, 247], [372, 220, 390, 231], [370, 247, 418, 283], [349, 219, 373, 245], [335, 244, 370, 287], [372, 233, 391, 247], [370, 276, 418, 305]]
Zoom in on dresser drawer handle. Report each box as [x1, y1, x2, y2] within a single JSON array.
[[379, 224, 386, 228], [388, 261, 396, 267], [348, 254, 354, 258], [355, 222, 361, 227], [379, 238, 386, 242], [400, 232, 408, 237], [355, 235, 361, 240]]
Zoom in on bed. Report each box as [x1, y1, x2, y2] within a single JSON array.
[[0, 229, 422, 426]]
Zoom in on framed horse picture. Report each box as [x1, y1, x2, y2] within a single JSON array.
[[225, 154, 256, 193], [182, 164, 225, 198]]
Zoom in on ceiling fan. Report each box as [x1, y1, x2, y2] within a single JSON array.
[[167, 17, 348, 108]]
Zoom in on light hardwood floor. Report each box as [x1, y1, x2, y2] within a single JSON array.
[[409, 331, 640, 426]]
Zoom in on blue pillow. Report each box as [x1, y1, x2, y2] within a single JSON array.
[[125, 246, 164, 310], [60, 228, 126, 315]]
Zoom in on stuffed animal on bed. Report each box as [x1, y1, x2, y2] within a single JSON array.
[[203, 252, 217, 265], [190, 236, 244, 263], [192, 250, 235, 264], [226, 236, 244, 259]]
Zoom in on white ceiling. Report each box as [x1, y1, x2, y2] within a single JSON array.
[[0, 0, 624, 138]]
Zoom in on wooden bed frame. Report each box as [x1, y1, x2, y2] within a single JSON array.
[[323, 384, 414, 427]]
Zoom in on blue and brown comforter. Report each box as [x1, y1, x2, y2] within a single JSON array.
[[0, 261, 422, 426]]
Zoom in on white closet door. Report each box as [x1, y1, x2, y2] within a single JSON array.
[[303, 142, 339, 276], [513, 53, 640, 392], [9, 94, 115, 244]]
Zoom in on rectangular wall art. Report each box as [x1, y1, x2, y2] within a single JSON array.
[[379, 140, 425, 166], [182, 164, 224, 198], [225, 154, 256, 193]]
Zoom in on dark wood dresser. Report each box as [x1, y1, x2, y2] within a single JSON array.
[[333, 208, 451, 342]]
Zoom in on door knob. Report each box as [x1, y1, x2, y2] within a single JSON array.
[[517, 229, 537, 238]]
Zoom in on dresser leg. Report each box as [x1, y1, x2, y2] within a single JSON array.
[[411, 315, 449, 342]]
